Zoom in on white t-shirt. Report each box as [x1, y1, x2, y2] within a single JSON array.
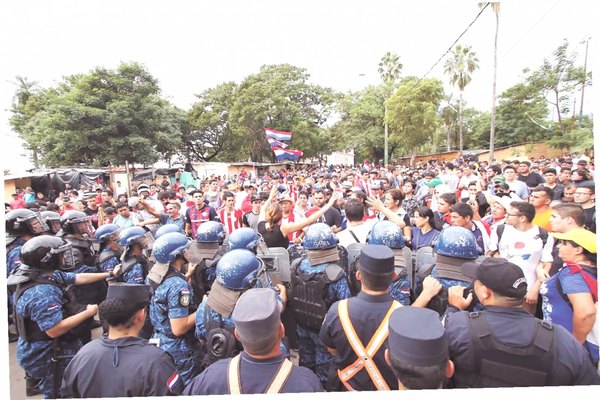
[[337, 220, 376, 248], [488, 224, 555, 288]]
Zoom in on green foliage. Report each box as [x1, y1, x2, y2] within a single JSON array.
[[385, 77, 445, 156], [9, 62, 184, 167], [227, 64, 339, 162], [548, 127, 594, 151]]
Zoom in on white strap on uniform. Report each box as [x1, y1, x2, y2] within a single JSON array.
[[228, 354, 294, 394]]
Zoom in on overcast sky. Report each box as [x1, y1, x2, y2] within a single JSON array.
[[0, 0, 595, 172]]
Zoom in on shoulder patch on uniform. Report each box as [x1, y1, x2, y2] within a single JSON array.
[[179, 289, 190, 307]]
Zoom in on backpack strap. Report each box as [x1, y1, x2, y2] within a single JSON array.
[[348, 230, 361, 244], [227, 354, 294, 394], [337, 299, 401, 390]]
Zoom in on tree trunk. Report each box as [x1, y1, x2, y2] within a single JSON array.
[[459, 91, 464, 156]]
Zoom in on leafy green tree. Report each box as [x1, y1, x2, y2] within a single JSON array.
[[444, 44, 479, 156], [525, 39, 590, 135], [186, 82, 238, 162], [378, 52, 403, 166], [386, 77, 445, 163], [228, 64, 338, 162], [9, 62, 184, 167], [494, 82, 549, 147]]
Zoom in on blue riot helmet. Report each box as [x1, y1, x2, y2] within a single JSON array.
[[118, 226, 154, 254], [95, 223, 121, 243], [367, 220, 405, 249], [40, 211, 61, 235], [60, 210, 95, 237], [434, 226, 479, 260], [302, 223, 338, 250], [155, 224, 183, 239], [196, 221, 226, 244], [215, 249, 261, 290], [152, 232, 192, 264], [228, 227, 260, 252]]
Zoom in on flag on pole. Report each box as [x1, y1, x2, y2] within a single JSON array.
[[362, 159, 372, 171], [265, 128, 293, 141], [267, 137, 288, 149], [272, 147, 303, 161]]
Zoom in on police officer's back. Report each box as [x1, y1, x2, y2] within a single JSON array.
[[61, 283, 184, 397], [444, 257, 600, 387], [184, 288, 323, 395]]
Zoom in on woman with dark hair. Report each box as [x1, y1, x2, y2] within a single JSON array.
[[410, 206, 441, 251], [432, 192, 456, 231], [379, 188, 411, 241], [540, 228, 598, 366], [571, 169, 594, 187], [400, 180, 419, 220], [62, 283, 183, 397], [258, 185, 340, 248]]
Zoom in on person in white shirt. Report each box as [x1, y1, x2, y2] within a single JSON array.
[[336, 198, 376, 248]]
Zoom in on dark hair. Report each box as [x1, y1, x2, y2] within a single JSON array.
[[572, 170, 593, 181], [158, 192, 172, 201], [222, 191, 235, 200], [444, 162, 455, 171], [116, 201, 129, 210], [357, 265, 394, 291], [102, 189, 114, 197], [351, 190, 367, 202], [510, 201, 535, 222], [503, 165, 517, 173], [389, 354, 447, 390], [104, 206, 116, 215], [552, 203, 585, 226], [579, 182, 595, 195], [99, 299, 147, 328], [488, 165, 502, 175], [345, 199, 365, 222], [450, 202, 473, 219], [385, 189, 404, 207], [298, 190, 309, 199], [46, 203, 60, 212], [543, 168, 557, 175], [531, 185, 554, 199], [414, 206, 435, 223], [438, 192, 457, 206], [403, 180, 417, 191]]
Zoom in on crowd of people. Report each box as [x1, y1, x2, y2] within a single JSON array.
[[5, 152, 599, 397]]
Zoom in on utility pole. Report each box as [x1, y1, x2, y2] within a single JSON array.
[[579, 37, 590, 127]]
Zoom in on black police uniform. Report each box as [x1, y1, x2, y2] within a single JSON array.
[[61, 336, 183, 397], [182, 352, 323, 395], [319, 291, 399, 391], [444, 306, 600, 387]]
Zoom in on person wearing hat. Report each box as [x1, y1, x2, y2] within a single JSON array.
[[483, 195, 511, 230], [60, 284, 184, 397], [385, 307, 454, 389], [279, 194, 305, 244], [444, 257, 600, 387], [540, 228, 598, 365], [319, 244, 441, 391], [184, 189, 221, 240], [184, 288, 322, 395]]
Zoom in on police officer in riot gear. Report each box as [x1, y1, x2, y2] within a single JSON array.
[[6, 209, 49, 394], [154, 223, 184, 239], [194, 249, 285, 368], [9, 236, 117, 398], [117, 226, 152, 284], [228, 227, 261, 253], [58, 210, 106, 341], [146, 232, 202, 385], [414, 226, 480, 315], [364, 221, 412, 305], [40, 211, 62, 235], [289, 222, 351, 389], [444, 257, 600, 387], [189, 221, 227, 305], [94, 224, 122, 281]]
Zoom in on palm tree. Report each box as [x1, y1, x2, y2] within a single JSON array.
[[444, 45, 479, 156], [378, 52, 402, 166]]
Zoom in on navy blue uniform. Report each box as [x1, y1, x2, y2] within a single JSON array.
[[61, 336, 184, 397], [15, 271, 83, 398], [147, 267, 202, 385], [319, 292, 399, 391], [444, 306, 600, 387], [98, 248, 120, 283], [183, 352, 323, 395], [388, 275, 411, 306]]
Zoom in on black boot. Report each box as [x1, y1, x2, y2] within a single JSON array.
[[25, 375, 42, 397], [8, 331, 18, 343]]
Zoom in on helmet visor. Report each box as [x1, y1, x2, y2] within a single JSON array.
[[47, 219, 62, 234], [41, 242, 76, 269], [72, 217, 95, 237], [135, 231, 155, 250], [25, 214, 49, 235]]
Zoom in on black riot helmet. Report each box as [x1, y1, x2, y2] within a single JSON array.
[[40, 211, 62, 235], [6, 209, 48, 237], [20, 236, 76, 271], [60, 210, 95, 237]]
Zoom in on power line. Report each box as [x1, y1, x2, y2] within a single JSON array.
[[413, 2, 489, 87]]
